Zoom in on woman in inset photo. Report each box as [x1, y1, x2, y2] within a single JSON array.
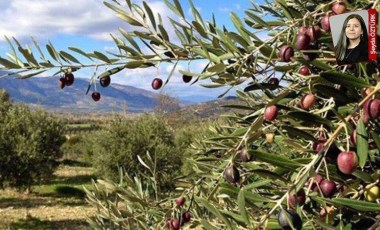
[[335, 14, 368, 65]]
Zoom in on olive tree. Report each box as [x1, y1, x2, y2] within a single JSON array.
[[0, 93, 65, 192], [1, 0, 380, 229]]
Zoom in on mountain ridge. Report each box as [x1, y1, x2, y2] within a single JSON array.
[[0, 76, 161, 113]]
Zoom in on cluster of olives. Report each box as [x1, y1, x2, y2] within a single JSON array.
[[91, 75, 111, 102], [59, 72, 75, 89], [166, 196, 191, 230], [278, 1, 347, 63]]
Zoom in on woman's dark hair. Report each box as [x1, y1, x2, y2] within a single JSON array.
[[335, 14, 368, 61]]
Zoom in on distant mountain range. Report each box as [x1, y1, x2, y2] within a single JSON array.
[[0, 75, 166, 113]]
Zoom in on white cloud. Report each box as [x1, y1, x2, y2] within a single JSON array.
[[0, 0, 174, 42]]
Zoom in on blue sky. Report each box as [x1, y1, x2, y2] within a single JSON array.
[[0, 0, 263, 101]]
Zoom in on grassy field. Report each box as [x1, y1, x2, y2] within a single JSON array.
[[0, 161, 96, 229]]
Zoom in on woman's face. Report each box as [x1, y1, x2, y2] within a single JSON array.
[[345, 18, 363, 41]]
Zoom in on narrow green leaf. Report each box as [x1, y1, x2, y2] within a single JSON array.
[[158, 24, 170, 42], [227, 32, 249, 49], [16, 70, 46, 79], [132, 3, 145, 19], [174, 27, 187, 45], [0, 57, 21, 69], [125, 60, 145, 69], [311, 59, 332, 71], [68, 47, 93, 61], [173, 0, 185, 18], [117, 13, 143, 27], [313, 84, 353, 105], [163, 0, 183, 18], [200, 220, 219, 230], [216, 28, 239, 53], [244, 83, 279, 91], [321, 197, 380, 212], [207, 63, 225, 73], [245, 10, 270, 29], [192, 47, 220, 64], [320, 71, 371, 89], [178, 69, 199, 77], [31, 36, 46, 61], [46, 44, 59, 62], [274, 64, 298, 72], [40, 62, 54, 68], [196, 197, 232, 228], [4, 36, 17, 61], [164, 60, 178, 86], [244, 179, 272, 190], [357, 119, 368, 168], [98, 66, 125, 79], [281, 126, 316, 141], [352, 170, 374, 183], [103, 1, 126, 15], [220, 183, 273, 203], [370, 131, 380, 150], [137, 155, 152, 171], [118, 45, 141, 56], [143, 1, 156, 30], [286, 111, 333, 127], [17, 46, 38, 66], [192, 21, 208, 38], [238, 189, 250, 226], [249, 169, 288, 183], [230, 12, 251, 45], [251, 150, 303, 170], [220, 210, 247, 225], [59, 51, 81, 64], [118, 28, 142, 52], [93, 51, 111, 63], [189, 0, 204, 27]]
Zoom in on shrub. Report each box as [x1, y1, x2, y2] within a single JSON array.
[[89, 114, 183, 192], [0, 93, 65, 192]]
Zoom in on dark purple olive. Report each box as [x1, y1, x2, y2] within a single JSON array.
[[182, 212, 191, 223], [296, 34, 311, 50], [164, 51, 175, 58], [298, 26, 308, 36], [364, 99, 380, 119], [278, 45, 294, 62], [306, 25, 321, 42], [350, 129, 357, 146], [278, 209, 302, 230], [59, 77, 66, 89], [288, 189, 306, 208], [171, 219, 180, 230], [319, 179, 337, 198], [240, 148, 253, 162], [224, 165, 240, 183], [182, 75, 192, 83], [268, 78, 280, 86], [92, 91, 101, 102], [152, 78, 163, 90], [321, 14, 332, 32], [264, 105, 278, 121], [300, 93, 316, 110], [64, 73, 75, 86], [298, 66, 311, 76], [100, 75, 111, 87], [313, 138, 326, 153], [332, 1, 346, 15]]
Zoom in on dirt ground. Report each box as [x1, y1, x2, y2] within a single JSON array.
[[0, 164, 96, 229]]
